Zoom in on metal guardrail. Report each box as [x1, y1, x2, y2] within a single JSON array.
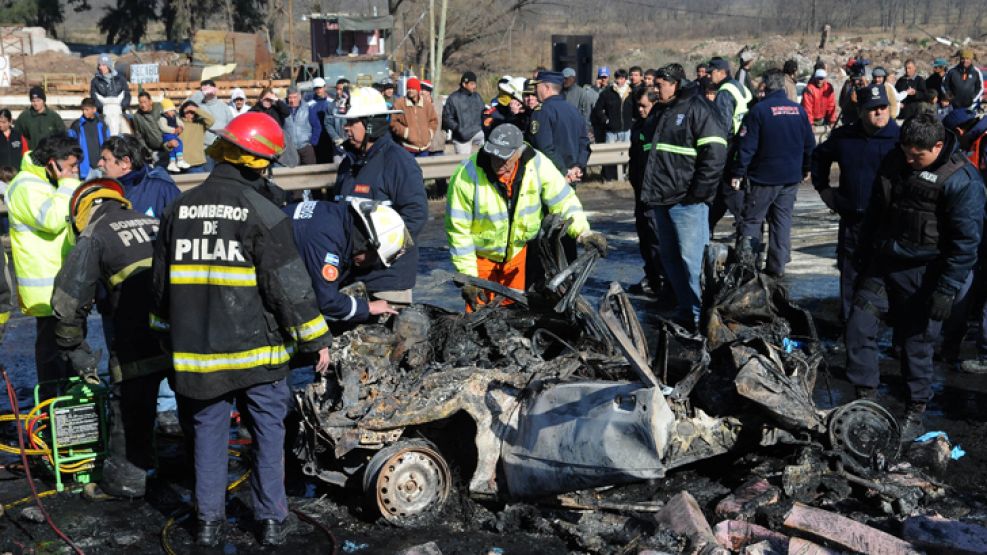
[[173, 141, 631, 191], [0, 142, 631, 213]]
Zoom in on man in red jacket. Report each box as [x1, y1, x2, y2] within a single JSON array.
[[802, 69, 837, 144]]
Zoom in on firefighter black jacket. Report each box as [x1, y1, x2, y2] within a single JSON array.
[[51, 202, 170, 381], [150, 163, 331, 400]]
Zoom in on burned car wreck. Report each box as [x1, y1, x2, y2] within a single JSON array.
[[293, 216, 907, 527]]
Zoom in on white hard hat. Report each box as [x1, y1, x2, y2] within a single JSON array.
[[312, 77, 327, 88], [349, 199, 411, 267], [337, 87, 401, 118], [507, 77, 526, 101]]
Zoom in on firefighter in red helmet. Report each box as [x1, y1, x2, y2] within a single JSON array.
[[150, 112, 332, 546]]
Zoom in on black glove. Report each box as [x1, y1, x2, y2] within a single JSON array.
[[461, 283, 483, 309], [578, 231, 608, 258], [63, 342, 100, 383], [929, 290, 955, 322]]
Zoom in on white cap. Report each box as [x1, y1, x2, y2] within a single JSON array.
[[814, 69, 827, 79], [230, 88, 246, 100], [312, 77, 327, 88]]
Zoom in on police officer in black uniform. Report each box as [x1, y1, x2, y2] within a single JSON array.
[[52, 178, 169, 499], [527, 70, 591, 183], [811, 85, 900, 321], [846, 113, 984, 442]]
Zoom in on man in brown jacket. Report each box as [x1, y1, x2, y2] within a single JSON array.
[[391, 78, 439, 156]]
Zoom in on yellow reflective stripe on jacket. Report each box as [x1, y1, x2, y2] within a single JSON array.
[[287, 315, 329, 343], [0, 312, 9, 326], [149, 312, 170, 332], [718, 81, 753, 133], [445, 150, 588, 276], [173, 343, 295, 373], [108, 258, 152, 287], [654, 143, 698, 156], [697, 136, 728, 147], [169, 264, 257, 286]]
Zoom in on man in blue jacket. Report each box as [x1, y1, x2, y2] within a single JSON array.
[[811, 85, 900, 320], [307, 78, 344, 164], [812, 87, 900, 321], [733, 69, 815, 277], [286, 199, 407, 325], [68, 98, 110, 179], [333, 87, 427, 307], [847, 113, 985, 442], [528, 70, 591, 183], [98, 134, 180, 219]]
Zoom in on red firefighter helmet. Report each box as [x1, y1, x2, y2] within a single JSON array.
[[215, 112, 286, 159]]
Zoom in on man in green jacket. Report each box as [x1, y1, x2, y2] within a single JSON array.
[[130, 92, 164, 151], [15, 87, 66, 147]]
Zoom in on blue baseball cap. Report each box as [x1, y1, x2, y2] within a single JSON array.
[[943, 108, 977, 130], [857, 84, 889, 110], [533, 70, 564, 86], [597, 66, 610, 78]]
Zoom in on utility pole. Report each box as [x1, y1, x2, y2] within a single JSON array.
[[434, 0, 447, 98], [429, 0, 436, 84], [288, 0, 294, 82]]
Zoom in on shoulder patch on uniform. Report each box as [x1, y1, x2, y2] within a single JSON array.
[[676, 114, 685, 126], [354, 184, 371, 195], [324, 252, 340, 266], [321, 264, 339, 282], [145, 206, 155, 217], [530, 120, 539, 134]]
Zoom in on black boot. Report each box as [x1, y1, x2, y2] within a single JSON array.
[[900, 402, 926, 444], [258, 515, 297, 546], [196, 519, 225, 547], [98, 456, 147, 498]]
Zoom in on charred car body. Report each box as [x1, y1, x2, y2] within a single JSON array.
[[293, 217, 903, 525]]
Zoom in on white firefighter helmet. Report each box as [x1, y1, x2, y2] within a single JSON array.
[[336, 87, 402, 118], [349, 199, 411, 267]]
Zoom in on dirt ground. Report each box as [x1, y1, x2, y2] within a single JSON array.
[[2, 183, 987, 554]]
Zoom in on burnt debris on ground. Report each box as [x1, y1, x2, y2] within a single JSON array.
[[3, 209, 987, 554]]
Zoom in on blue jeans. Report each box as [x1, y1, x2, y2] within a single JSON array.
[[605, 130, 631, 143], [648, 202, 710, 326]]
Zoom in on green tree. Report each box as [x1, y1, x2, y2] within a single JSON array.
[[99, 0, 159, 44]]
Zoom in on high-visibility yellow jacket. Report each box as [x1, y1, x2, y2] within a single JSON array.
[[445, 146, 589, 277], [718, 79, 753, 134], [5, 154, 80, 317]]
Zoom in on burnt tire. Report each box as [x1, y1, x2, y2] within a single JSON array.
[[362, 439, 452, 526]]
